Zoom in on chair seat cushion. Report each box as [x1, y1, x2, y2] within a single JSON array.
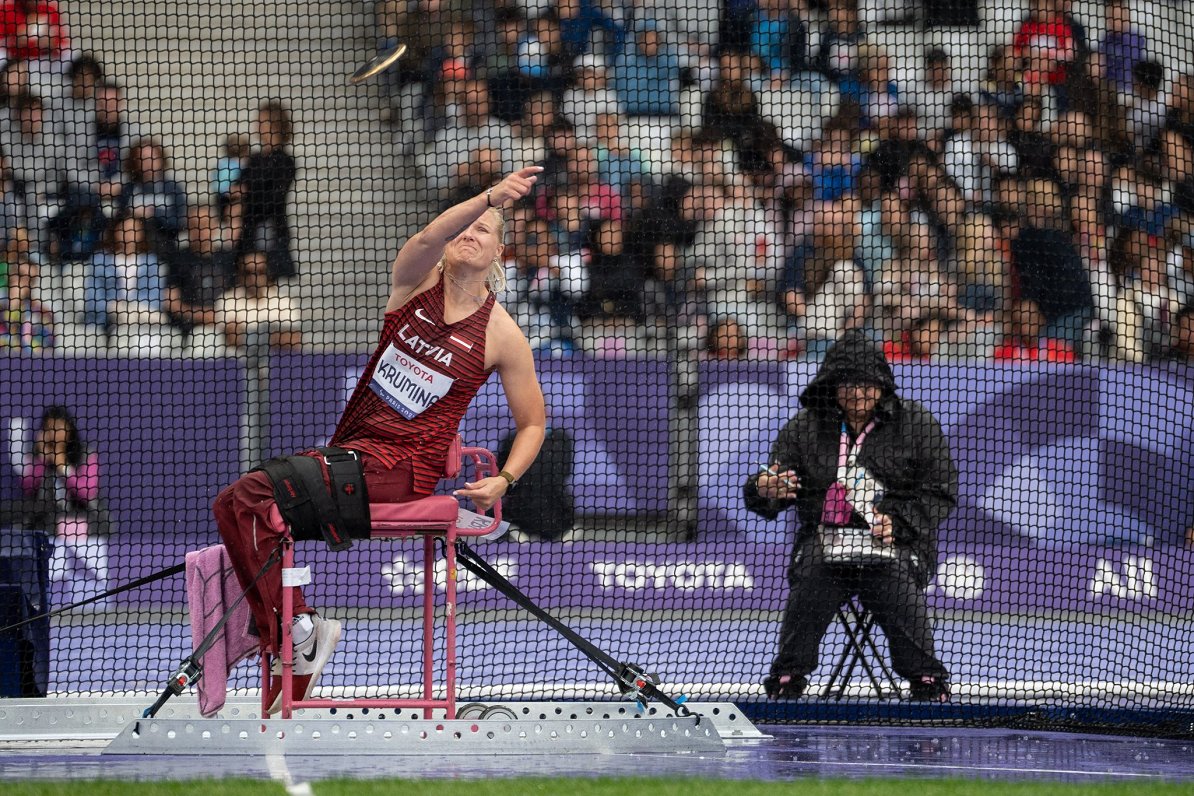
[[369, 496, 460, 532], [267, 496, 465, 538]]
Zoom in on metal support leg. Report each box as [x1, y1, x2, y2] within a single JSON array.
[[422, 534, 435, 719], [445, 528, 458, 720], [279, 538, 296, 718], [849, 605, 899, 698]]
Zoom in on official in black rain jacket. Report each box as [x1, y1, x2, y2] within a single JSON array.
[[743, 330, 958, 701]]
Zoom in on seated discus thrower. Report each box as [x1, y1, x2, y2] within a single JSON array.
[[267, 435, 503, 720], [263, 432, 694, 721]]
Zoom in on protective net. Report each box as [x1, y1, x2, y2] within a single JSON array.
[[0, 0, 1192, 739]]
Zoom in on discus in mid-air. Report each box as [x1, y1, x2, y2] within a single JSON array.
[[350, 41, 407, 84]]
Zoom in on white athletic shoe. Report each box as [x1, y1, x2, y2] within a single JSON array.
[[266, 615, 342, 715]]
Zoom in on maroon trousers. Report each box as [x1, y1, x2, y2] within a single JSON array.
[[212, 451, 419, 654]]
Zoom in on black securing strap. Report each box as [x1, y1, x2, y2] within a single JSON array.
[[290, 456, 353, 551], [318, 446, 371, 537], [255, 450, 369, 552]]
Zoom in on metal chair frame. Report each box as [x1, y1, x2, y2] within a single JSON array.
[[267, 438, 501, 720]]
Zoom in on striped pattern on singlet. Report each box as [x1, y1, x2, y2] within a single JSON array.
[[331, 276, 495, 495]]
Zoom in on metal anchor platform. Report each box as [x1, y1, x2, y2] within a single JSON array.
[[103, 711, 729, 756], [99, 700, 764, 756]]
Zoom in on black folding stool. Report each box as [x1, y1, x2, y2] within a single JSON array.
[[820, 595, 901, 700]]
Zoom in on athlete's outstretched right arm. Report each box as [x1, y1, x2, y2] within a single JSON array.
[[387, 166, 542, 308]]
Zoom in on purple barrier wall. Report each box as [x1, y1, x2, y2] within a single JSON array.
[[6, 355, 1191, 692], [4, 356, 1192, 622], [105, 535, 1194, 618], [1, 355, 242, 542]]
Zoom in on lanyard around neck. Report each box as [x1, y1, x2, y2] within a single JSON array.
[[838, 419, 877, 472]]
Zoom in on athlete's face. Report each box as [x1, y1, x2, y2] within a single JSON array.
[[446, 210, 504, 273]]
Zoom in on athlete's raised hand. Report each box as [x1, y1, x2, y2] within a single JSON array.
[[485, 166, 543, 208]]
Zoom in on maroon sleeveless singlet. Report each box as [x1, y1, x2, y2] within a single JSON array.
[[331, 275, 495, 494]]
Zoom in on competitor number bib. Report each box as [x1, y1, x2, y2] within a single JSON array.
[[369, 342, 455, 419]]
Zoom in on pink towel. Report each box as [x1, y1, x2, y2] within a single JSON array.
[[185, 544, 259, 717]]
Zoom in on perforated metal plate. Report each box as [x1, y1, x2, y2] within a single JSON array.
[[103, 714, 726, 756], [0, 698, 766, 744]]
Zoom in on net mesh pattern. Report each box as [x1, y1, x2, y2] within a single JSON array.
[[0, 0, 1191, 737]]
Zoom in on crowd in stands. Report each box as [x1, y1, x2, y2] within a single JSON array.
[[377, 0, 1194, 365], [0, 0, 299, 356], [3, 0, 1194, 366]]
